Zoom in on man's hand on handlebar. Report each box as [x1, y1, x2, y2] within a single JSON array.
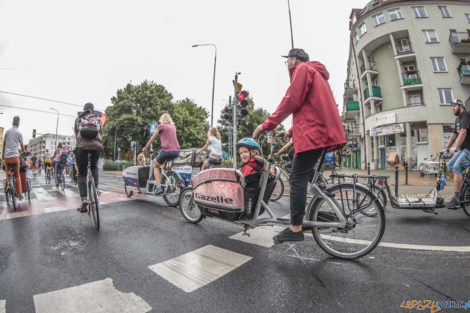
[[142, 146, 148, 153], [252, 124, 264, 139]]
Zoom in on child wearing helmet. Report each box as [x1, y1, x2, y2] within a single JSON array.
[[236, 138, 265, 178]]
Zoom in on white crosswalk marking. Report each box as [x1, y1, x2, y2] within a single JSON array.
[[149, 245, 252, 292], [33, 278, 152, 313], [0, 299, 5, 313]]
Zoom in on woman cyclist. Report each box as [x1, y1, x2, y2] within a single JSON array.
[[52, 143, 66, 188], [142, 113, 180, 195], [197, 127, 222, 170]]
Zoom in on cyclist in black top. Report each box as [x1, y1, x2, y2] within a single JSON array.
[[444, 99, 470, 208]]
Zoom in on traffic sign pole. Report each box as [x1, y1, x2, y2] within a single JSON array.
[[232, 73, 240, 169]]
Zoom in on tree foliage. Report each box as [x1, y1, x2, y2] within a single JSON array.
[[217, 97, 286, 158], [102, 80, 209, 159]]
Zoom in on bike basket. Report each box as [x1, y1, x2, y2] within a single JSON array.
[[192, 168, 245, 212]]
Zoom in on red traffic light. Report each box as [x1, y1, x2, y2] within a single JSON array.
[[237, 91, 249, 101]]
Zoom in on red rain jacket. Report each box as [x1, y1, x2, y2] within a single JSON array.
[[262, 61, 346, 154]]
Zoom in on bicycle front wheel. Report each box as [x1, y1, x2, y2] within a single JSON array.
[[270, 178, 284, 202], [306, 183, 385, 259], [88, 182, 100, 231], [179, 187, 203, 223], [162, 171, 181, 207]]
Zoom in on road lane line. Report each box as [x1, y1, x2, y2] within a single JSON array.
[[320, 234, 470, 252], [149, 245, 252, 292], [0, 299, 5, 313], [33, 278, 151, 313]]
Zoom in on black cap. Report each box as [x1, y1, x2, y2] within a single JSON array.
[[84, 102, 94, 111], [282, 48, 309, 62]]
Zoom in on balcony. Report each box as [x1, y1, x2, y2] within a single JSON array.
[[395, 41, 416, 62], [360, 64, 378, 80], [449, 31, 470, 54], [364, 86, 381, 98], [459, 65, 470, 85], [401, 71, 423, 91], [344, 80, 358, 95], [346, 101, 360, 111]]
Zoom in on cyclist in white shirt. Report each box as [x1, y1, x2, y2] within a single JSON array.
[[197, 127, 222, 170]]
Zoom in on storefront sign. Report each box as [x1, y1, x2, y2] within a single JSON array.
[[370, 123, 405, 136], [375, 113, 396, 127]]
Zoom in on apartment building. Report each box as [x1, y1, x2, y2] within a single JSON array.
[[28, 133, 75, 160], [343, 0, 470, 170]]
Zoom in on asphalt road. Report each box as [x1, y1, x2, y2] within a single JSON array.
[[0, 171, 469, 313]]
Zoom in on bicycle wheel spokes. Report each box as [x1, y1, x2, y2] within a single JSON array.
[[309, 183, 385, 259]]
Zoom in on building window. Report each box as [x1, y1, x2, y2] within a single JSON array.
[[413, 6, 428, 18], [431, 57, 447, 72], [438, 6, 451, 18], [466, 14, 470, 23], [416, 129, 428, 143], [354, 30, 359, 44], [438, 88, 453, 104], [388, 8, 404, 21], [397, 38, 411, 53], [408, 95, 422, 106], [358, 23, 367, 36], [422, 30, 439, 43], [372, 13, 386, 26]]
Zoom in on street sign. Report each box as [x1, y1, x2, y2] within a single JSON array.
[[131, 141, 137, 150], [325, 152, 334, 164], [232, 80, 242, 93], [117, 147, 121, 152], [150, 123, 157, 134]]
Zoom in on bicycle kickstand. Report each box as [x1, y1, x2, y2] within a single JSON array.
[[242, 225, 253, 237]]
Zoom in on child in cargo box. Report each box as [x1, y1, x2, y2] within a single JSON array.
[[236, 138, 275, 184]]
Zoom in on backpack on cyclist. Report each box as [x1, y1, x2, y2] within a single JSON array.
[[60, 152, 68, 163], [78, 111, 101, 139]]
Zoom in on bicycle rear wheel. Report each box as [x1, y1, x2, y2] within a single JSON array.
[[88, 182, 100, 231], [11, 180, 17, 210], [162, 171, 181, 207], [60, 172, 66, 191], [26, 178, 31, 204], [461, 185, 470, 217], [270, 178, 284, 202], [306, 183, 385, 259]]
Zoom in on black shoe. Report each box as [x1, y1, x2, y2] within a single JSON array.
[[273, 227, 305, 244], [445, 197, 461, 209]]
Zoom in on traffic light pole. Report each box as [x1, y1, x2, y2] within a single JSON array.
[[232, 73, 239, 169]]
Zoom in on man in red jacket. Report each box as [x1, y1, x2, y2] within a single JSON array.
[[253, 48, 346, 243]]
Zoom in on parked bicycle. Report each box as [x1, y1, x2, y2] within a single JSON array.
[[179, 131, 386, 259]]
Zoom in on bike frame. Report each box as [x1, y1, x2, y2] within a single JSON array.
[[144, 151, 183, 195], [200, 135, 348, 231]]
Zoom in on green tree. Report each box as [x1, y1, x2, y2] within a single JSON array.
[[102, 80, 209, 159]]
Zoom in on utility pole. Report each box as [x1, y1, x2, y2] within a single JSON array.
[[232, 73, 240, 169]]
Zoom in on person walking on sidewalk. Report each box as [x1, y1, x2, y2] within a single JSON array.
[[444, 98, 470, 208], [2, 116, 26, 201], [252, 48, 346, 243], [74, 102, 103, 212]]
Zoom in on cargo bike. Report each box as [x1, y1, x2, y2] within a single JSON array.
[[122, 149, 206, 207], [179, 132, 386, 259]]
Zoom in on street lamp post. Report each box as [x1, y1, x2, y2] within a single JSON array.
[[192, 43, 217, 127], [50, 108, 59, 148], [287, 0, 294, 49]]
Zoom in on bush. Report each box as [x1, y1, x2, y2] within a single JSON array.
[[102, 160, 134, 171]]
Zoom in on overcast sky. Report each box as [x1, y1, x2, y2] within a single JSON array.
[[0, 0, 367, 143]]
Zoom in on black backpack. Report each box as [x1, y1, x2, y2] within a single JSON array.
[[60, 152, 68, 163], [78, 111, 101, 139]]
